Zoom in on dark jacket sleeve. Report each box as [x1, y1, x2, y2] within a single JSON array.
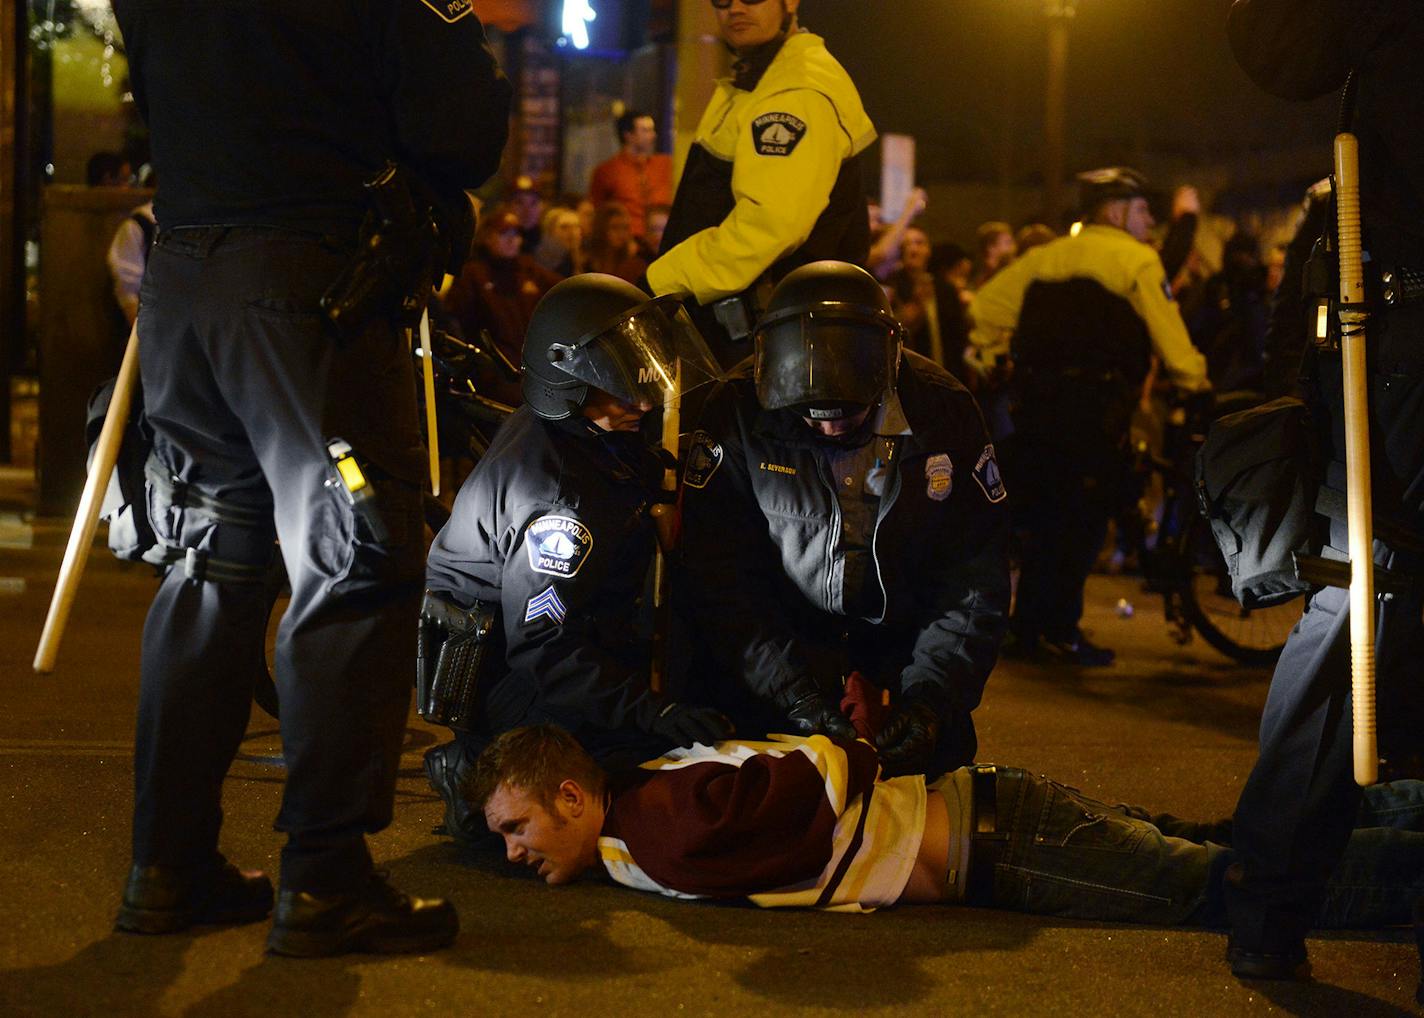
[[498, 499, 660, 734], [1227, 0, 1408, 101], [375, 2, 512, 193], [679, 385, 817, 708], [896, 393, 1010, 715]]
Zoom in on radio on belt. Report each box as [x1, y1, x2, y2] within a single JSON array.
[[326, 438, 388, 543]]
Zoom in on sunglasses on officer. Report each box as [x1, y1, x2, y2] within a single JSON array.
[[710, 0, 769, 9]]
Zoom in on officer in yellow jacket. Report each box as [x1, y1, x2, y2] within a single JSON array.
[[969, 167, 1210, 666], [648, 0, 876, 367]]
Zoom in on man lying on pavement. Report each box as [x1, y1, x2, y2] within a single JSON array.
[[468, 724, 1423, 928]]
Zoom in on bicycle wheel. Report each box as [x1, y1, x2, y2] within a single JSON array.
[[1177, 514, 1299, 666]]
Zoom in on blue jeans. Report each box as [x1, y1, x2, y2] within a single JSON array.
[[984, 769, 1424, 928]]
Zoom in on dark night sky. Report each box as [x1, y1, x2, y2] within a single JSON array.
[[803, 0, 1338, 196]]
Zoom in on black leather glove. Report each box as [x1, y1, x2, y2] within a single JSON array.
[[784, 685, 857, 741], [875, 689, 948, 777], [647, 702, 734, 748]]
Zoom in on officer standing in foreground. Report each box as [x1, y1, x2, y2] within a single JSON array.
[[1225, 0, 1424, 982], [970, 168, 1210, 666], [680, 262, 1010, 777], [109, 0, 510, 956], [647, 0, 876, 368], [422, 275, 732, 843]]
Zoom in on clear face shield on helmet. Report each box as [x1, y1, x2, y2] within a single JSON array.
[[546, 296, 723, 409], [753, 304, 902, 415]]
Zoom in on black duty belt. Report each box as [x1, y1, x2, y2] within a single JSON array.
[[964, 764, 1010, 907]]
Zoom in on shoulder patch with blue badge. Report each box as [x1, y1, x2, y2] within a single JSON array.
[[683, 430, 723, 489], [525, 515, 594, 578], [925, 453, 953, 501], [752, 112, 806, 157], [417, 0, 473, 23], [973, 444, 1007, 503], [525, 587, 567, 625]]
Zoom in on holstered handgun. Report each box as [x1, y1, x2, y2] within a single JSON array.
[[321, 162, 454, 338], [416, 590, 498, 730]]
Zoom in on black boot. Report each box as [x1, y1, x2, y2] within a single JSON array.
[[116, 860, 273, 934], [424, 740, 485, 845], [266, 871, 458, 957]]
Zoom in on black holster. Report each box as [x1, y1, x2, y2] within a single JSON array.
[[416, 590, 499, 730]]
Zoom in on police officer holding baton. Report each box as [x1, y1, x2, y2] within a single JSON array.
[[109, 0, 510, 956]]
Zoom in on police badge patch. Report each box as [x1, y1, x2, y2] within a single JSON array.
[[525, 515, 594, 578], [417, 0, 473, 23], [924, 453, 953, 501], [524, 587, 568, 625], [683, 430, 724, 489], [752, 112, 807, 156], [972, 444, 1007, 503]]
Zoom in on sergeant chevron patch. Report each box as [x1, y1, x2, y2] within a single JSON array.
[[525, 587, 568, 625]]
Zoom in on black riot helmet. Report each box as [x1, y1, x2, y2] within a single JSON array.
[[521, 274, 722, 421], [752, 261, 903, 418], [1076, 166, 1150, 216]]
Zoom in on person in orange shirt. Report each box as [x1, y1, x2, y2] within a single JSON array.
[[588, 110, 672, 243]]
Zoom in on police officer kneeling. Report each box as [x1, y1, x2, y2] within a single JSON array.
[[680, 261, 1011, 776], [421, 274, 732, 841]]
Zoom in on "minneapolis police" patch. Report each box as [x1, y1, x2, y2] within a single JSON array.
[[525, 515, 594, 578], [973, 444, 1007, 503], [752, 112, 807, 157], [417, 0, 473, 23]]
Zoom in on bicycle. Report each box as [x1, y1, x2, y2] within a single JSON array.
[[1128, 390, 1299, 667]]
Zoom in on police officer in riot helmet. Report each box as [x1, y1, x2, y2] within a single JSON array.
[[423, 273, 732, 844], [680, 261, 1010, 777]]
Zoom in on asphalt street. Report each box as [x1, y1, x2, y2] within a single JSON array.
[[0, 478, 1418, 1017]]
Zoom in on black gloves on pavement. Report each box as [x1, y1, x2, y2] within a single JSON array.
[[648, 702, 735, 748]]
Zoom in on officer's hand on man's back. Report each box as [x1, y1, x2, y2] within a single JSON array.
[[649, 702, 735, 748], [784, 684, 858, 741], [875, 685, 954, 777]]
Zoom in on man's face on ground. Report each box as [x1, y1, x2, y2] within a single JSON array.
[[625, 116, 656, 157], [484, 781, 600, 886], [715, 0, 796, 51], [582, 388, 655, 432]]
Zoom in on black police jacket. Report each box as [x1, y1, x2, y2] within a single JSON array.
[[426, 407, 667, 740], [112, 0, 511, 234], [679, 353, 1010, 726]]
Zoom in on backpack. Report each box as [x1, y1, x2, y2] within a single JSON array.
[[1194, 396, 1325, 608]]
